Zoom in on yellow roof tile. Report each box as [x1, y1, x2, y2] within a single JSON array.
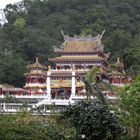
[[27, 57, 46, 69]]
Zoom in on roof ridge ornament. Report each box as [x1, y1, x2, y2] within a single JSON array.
[[61, 30, 65, 38], [115, 57, 124, 69], [48, 65, 51, 71], [117, 57, 120, 63], [97, 29, 105, 47], [35, 57, 39, 63], [100, 29, 105, 39], [61, 30, 69, 40], [61, 30, 105, 42]]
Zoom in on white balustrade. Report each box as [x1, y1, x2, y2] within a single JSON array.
[[25, 83, 46, 87], [111, 83, 125, 86], [0, 94, 47, 99]]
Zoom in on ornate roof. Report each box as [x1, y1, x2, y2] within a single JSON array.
[[49, 55, 104, 62], [107, 57, 125, 77], [107, 71, 125, 77], [27, 57, 46, 69], [107, 57, 124, 71], [24, 70, 46, 76], [55, 32, 104, 53], [115, 57, 124, 68]]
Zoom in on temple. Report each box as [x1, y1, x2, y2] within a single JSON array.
[[24, 57, 46, 94], [46, 33, 109, 99], [107, 57, 131, 86], [0, 32, 131, 114]]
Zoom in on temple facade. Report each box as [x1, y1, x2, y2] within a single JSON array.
[[20, 33, 130, 99], [107, 57, 131, 86], [0, 32, 131, 114], [24, 57, 47, 94], [46, 33, 109, 100]]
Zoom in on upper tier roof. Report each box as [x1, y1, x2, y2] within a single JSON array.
[[55, 32, 104, 53], [27, 57, 46, 69]]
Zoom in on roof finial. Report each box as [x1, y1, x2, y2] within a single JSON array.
[[61, 30, 65, 38], [61, 30, 69, 40], [48, 65, 51, 71], [117, 57, 120, 63], [115, 57, 124, 68], [36, 57, 39, 63], [100, 29, 105, 39]]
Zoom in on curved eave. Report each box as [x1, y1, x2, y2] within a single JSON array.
[[51, 85, 84, 88], [49, 58, 104, 62], [24, 86, 46, 88], [27, 65, 46, 69], [24, 73, 46, 76], [107, 72, 125, 77]]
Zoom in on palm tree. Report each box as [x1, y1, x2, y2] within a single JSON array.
[[84, 66, 110, 109]]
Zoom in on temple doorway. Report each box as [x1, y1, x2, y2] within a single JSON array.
[[57, 89, 64, 99]]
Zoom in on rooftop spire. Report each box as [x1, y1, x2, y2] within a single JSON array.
[[36, 57, 39, 63], [115, 57, 124, 68], [27, 57, 46, 69], [117, 57, 120, 63]]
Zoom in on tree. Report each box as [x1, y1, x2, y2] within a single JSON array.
[[14, 17, 26, 29], [118, 73, 140, 139], [0, 111, 66, 140], [1, 0, 140, 86], [61, 101, 124, 140], [84, 66, 112, 108]]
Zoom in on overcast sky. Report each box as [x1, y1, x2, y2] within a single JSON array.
[[0, 0, 21, 9]]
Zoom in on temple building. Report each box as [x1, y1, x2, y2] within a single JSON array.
[[24, 57, 47, 94], [0, 32, 131, 114], [46, 33, 110, 99], [49, 33, 109, 71], [107, 57, 131, 86]]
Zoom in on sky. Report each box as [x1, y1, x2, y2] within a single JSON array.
[[0, 0, 21, 9], [0, 0, 21, 24]]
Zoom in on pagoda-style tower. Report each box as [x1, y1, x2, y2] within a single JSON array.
[[24, 57, 47, 93], [108, 57, 130, 86]]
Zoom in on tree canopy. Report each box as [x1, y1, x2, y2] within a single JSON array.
[[61, 101, 124, 140], [118, 73, 140, 139], [0, 0, 140, 86]]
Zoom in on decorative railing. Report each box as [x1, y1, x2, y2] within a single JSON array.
[[0, 94, 47, 98], [25, 83, 46, 87]]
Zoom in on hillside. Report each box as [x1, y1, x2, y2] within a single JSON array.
[[0, 0, 140, 87]]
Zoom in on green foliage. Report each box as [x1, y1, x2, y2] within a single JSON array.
[[85, 66, 100, 83], [84, 66, 111, 108], [61, 101, 124, 140], [47, 111, 76, 140], [0, 0, 140, 86], [118, 73, 140, 139], [0, 112, 65, 140], [14, 17, 26, 29]]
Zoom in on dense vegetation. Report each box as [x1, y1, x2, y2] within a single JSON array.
[[0, 67, 140, 140], [118, 73, 140, 139], [0, 112, 65, 140], [0, 0, 140, 87], [61, 101, 124, 140]]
